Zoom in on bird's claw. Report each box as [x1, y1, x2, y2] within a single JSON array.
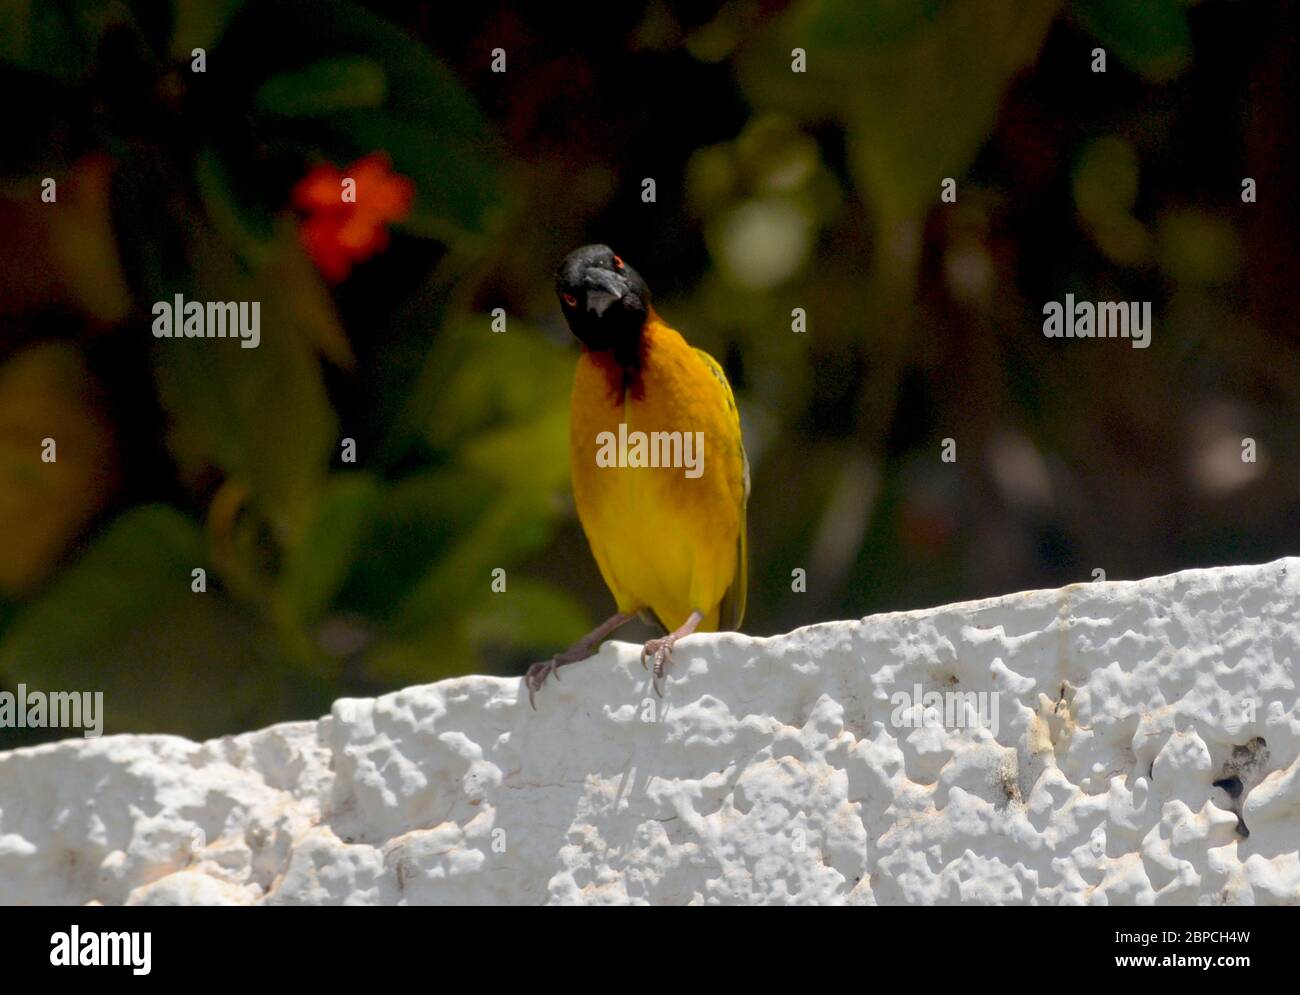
[[641, 638, 675, 696], [524, 659, 560, 710]]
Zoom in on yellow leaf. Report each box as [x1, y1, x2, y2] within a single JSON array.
[[0, 343, 116, 593]]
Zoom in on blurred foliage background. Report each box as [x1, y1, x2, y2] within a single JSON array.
[[1, 0, 1297, 745]]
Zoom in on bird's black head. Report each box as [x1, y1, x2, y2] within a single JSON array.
[[556, 244, 651, 364]]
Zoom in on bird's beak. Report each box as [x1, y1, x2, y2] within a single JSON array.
[[587, 290, 622, 315], [585, 270, 626, 316]]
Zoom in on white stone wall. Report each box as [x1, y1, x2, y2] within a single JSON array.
[[2, 559, 1297, 905]]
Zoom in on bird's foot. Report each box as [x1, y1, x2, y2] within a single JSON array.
[[526, 642, 601, 708], [640, 636, 678, 697], [524, 658, 562, 710], [638, 610, 705, 697], [522, 612, 637, 710]]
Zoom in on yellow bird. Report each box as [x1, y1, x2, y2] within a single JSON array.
[[526, 244, 748, 706]]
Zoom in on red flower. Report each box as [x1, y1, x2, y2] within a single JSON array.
[[292, 152, 414, 282]]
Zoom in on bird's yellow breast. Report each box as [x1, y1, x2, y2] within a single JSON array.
[[570, 317, 746, 633]]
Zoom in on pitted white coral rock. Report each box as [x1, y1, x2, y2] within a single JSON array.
[[1, 559, 1298, 905]]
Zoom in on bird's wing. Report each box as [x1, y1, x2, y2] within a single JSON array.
[[694, 347, 748, 630]]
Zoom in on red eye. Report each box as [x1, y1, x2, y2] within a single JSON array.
[[562, 292, 578, 307], [612, 255, 624, 270]]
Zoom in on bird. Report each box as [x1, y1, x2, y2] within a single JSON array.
[[525, 244, 748, 707]]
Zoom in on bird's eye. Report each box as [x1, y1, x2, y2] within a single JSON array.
[[612, 255, 624, 270], [562, 292, 578, 307]]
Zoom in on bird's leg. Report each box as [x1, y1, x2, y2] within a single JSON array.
[[640, 610, 704, 697], [525, 611, 636, 709]]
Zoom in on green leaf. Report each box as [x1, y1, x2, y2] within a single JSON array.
[[414, 317, 574, 461], [331, 467, 496, 621], [1070, 0, 1191, 81], [319, 462, 569, 684], [234, 0, 504, 237], [466, 581, 591, 654], [0, 505, 202, 667], [279, 473, 383, 624], [0, 505, 297, 740], [740, 0, 1060, 215], [316, 111, 502, 241], [193, 153, 361, 366], [318, 468, 550, 684], [169, 0, 249, 60], [150, 220, 340, 534], [254, 56, 387, 117], [842, 0, 1059, 215], [375, 323, 575, 645], [270, 0, 491, 139], [459, 405, 570, 491], [0, 0, 118, 81], [791, 0, 953, 51], [195, 148, 277, 263], [386, 484, 563, 646], [368, 574, 591, 685]]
